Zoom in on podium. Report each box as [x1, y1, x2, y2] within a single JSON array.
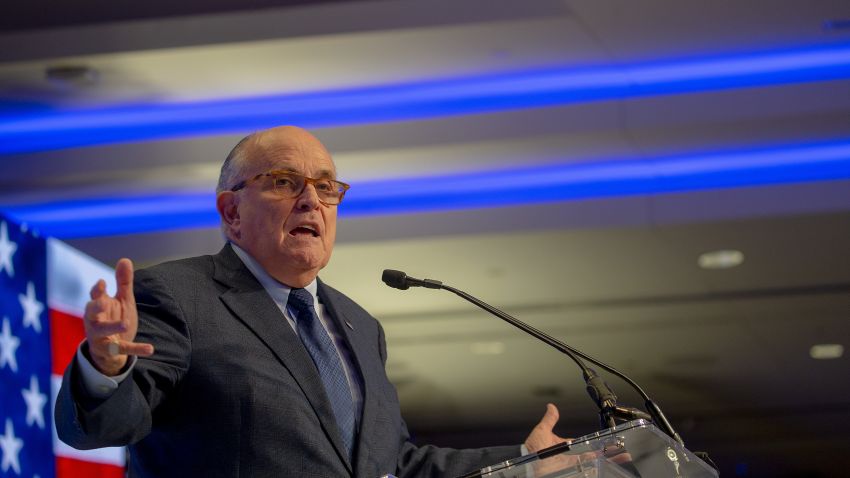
[[462, 419, 718, 478]]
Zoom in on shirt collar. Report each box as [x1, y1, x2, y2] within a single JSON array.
[[230, 243, 318, 306]]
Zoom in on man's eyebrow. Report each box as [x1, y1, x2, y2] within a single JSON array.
[[272, 167, 337, 179], [314, 168, 336, 179]]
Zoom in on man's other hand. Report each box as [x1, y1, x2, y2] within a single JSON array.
[[83, 258, 154, 376], [524, 403, 568, 453]]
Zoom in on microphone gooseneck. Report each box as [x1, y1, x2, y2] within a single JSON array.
[[381, 269, 684, 447]]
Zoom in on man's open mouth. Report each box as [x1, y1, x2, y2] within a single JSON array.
[[290, 225, 319, 237]]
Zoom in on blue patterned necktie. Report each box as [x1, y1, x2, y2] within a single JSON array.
[[287, 288, 356, 461]]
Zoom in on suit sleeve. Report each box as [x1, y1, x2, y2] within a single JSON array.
[[396, 439, 520, 478], [55, 267, 192, 449], [375, 322, 521, 478]]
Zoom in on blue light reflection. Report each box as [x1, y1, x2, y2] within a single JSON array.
[[3, 140, 850, 239], [1, 43, 850, 154]]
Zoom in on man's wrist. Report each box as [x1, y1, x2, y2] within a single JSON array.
[[76, 340, 137, 399], [81, 340, 130, 377]]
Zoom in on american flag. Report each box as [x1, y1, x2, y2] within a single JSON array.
[[0, 215, 125, 478]]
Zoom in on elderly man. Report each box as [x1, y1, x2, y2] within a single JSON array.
[[55, 126, 565, 477]]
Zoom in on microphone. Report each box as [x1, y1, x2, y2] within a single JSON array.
[[382, 269, 443, 290], [381, 269, 684, 446]]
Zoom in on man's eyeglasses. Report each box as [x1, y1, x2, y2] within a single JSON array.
[[230, 170, 350, 205]]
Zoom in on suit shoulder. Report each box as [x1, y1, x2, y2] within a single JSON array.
[[133, 255, 222, 302], [137, 254, 216, 279]]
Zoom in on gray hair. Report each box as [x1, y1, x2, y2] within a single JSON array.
[[216, 132, 260, 240], [216, 133, 258, 194]]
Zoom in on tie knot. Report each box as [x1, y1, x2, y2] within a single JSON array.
[[287, 288, 315, 318]]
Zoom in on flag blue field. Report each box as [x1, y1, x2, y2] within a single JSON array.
[[0, 215, 124, 478]]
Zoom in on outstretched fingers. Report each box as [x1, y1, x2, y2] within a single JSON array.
[[109, 340, 155, 357], [89, 278, 107, 300], [85, 298, 127, 335], [114, 258, 135, 303], [82, 258, 150, 376]]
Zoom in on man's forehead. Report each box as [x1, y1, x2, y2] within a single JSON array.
[[248, 132, 336, 173], [254, 127, 328, 152]]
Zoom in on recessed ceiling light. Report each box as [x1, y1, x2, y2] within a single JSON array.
[[45, 64, 99, 86], [810, 344, 844, 360], [698, 249, 744, 269], [470, 342, 505, 355], [531, 385, 562, 398]]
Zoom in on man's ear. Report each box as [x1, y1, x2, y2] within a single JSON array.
[[216, 191, 241, 239]]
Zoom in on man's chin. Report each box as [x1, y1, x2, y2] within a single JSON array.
[[281, 249, 327, 274]]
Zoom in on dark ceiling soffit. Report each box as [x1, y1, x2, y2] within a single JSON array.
[[0, 0, 568, 62], [1, 0, 357, 33]]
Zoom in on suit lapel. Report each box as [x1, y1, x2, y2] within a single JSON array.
[[317, 279, 383, 477], [212, 245, 353, 474]]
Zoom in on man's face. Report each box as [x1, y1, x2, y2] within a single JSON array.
[[220, 127, 339, 286]]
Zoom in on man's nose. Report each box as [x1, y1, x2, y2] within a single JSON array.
[[295, 183, 321, 210]]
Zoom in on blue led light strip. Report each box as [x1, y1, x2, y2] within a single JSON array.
[[1, 43, 850, 154], [3, 140, 850, 238]]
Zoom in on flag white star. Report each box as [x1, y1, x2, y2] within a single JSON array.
[[0, 221, 17, 278], [0, 419, 23, 475], [0, 317, 21, 373], [19, 282, 44, 334], [22, 375, 48, 429]]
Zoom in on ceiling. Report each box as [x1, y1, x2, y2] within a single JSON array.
[[2, 0, 850, 476]]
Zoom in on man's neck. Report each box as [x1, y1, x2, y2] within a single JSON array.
[[230, 243, 318, 289], [271, 271, 318, 289]]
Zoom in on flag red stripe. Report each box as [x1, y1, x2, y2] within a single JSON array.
[[50, 308, 86, 376], [56, 455, 125, 478]]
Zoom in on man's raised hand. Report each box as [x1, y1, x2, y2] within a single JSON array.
[[83, 258, 154, 376]]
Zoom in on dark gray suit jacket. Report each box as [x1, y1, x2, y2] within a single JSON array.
[[55, 244, 518, 477]]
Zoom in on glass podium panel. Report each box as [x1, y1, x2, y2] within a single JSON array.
[[464, 420, 718, 478]]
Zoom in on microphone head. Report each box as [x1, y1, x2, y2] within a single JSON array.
[[382, 269, 410, 290]]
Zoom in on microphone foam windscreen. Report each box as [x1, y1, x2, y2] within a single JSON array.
[[381, 269, 409, 290]]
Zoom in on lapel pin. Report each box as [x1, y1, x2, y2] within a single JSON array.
[[345, 320, 354, 330]]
